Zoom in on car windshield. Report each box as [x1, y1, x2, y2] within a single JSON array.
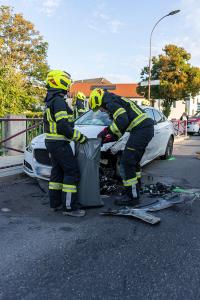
[[75, 110, 111, 126], [192, 112, 200, 118]]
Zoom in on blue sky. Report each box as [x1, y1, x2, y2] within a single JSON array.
[[1, 0, 200, 83]]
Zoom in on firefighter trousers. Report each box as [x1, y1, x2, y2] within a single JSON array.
[[45, 140, 80, 210], [120, 125, 154, 197]]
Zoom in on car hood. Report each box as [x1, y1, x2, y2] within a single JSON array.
[[29, 125, 117, 151]]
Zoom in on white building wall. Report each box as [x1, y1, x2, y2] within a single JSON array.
[[186, 95, 199, 116]]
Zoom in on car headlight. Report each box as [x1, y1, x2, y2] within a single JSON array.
[[26, 143, 34, 153]]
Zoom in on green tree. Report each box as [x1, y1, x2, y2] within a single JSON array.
[[0, 5, 49, 81], [0, 63, 47, 117], [0, 5, 49, 116], [137, 44, 200, 117]]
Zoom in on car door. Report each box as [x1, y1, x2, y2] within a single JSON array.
[[142, 108, 160, 161], [152, 109, 170, 155]]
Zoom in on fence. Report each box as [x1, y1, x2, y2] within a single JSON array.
[[171, 120, 187, 136], [0, 118, 43, 156]]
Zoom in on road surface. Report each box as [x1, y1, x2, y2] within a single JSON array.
[[0, 136, 200, 300]]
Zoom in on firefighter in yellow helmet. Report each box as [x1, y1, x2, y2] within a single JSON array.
[[44, 70, 88, 217], [89, 88, 154, 207], [73, 91, 87, 119]]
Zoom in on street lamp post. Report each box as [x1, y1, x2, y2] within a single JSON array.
[[148, 10, 180, 105]]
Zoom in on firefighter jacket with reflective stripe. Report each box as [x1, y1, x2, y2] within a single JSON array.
[[102, 91, 154, 138], [74, 99, 87, 119], [43, 89, 86, 143]]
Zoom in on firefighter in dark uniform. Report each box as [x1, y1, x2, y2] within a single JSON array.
[[89, 88, 154, 207], [44, 70, 88, 217], [73, 91, 87, 119]]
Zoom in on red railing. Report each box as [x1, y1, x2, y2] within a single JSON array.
[[171, 119, 187, 136], [0, 118, 43, 155]]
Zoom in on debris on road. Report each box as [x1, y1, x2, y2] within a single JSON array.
[[100, 207, 161, 225], [101, 182, 200, 225]]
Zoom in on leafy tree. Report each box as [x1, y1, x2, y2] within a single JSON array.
[[0, 63, 45, 117], [0, 5, 49, 81], [137, 44, 200, 117], [0, 5, 49, 116]]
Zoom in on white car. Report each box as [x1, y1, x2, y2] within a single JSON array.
[[23, 107, 174, 180], [187, 112, 200, 135]]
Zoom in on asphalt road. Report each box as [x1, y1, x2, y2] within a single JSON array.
[[0, 136, 200, 300]]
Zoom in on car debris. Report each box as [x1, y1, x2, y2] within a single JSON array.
[[100, 207, 161, 225], [101, 181, 200, 225]]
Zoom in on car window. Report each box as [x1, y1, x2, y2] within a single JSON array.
[[153, 109, 163, 123], [144, 108, 154, 120], [75, 110, 111, 126]]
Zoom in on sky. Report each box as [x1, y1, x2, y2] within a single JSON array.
[[1, 0, 200, 83]]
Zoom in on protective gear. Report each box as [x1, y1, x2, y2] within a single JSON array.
[[44, 89, 87, 214], [89, 88, 104, 111], [120, 126, 154, 204], [79, 135, 88, 144], [74, 92, 87, 118], [63, 209, 86, 217], [97, 127, 109, 139], [44, 90, 87, 143], [94, 90, 154, 206], [76, 92, 86, 101], [114, 194, 140, 207], [46, 70, 72, 91], [102, 133, 116, 144]]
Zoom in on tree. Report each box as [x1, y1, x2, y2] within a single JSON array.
[[137, 44, 200, 117], [0, 6, 49, 116], [0, 63, 45, 117], [0, 5, 49, 81]]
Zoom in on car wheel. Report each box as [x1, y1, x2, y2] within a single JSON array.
[[161, 136, 174, 160], [188, 132, 194, 136]]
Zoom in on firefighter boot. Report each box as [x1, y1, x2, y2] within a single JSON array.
[[62, 192, 86, 217], [114, 184, 140, 207]]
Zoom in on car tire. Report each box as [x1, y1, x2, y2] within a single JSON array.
[[161, 136, 174, 160], [188, 132, 194, 136]]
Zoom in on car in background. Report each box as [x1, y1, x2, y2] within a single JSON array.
[[23, 107, 175, 181], [187, 112, 200, 135]]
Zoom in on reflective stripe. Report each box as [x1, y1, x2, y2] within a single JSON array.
[[136, 172, 141, 178], [127, 113, 148, 131], [62, 184, 77, 193], [127, 147, 135, 151], [72, 129, 81, 142], [45, 133, 69, 141], [46, 108, 57, 134], [113, 108, 126, 120], [121, 97, 143, 115], [55, 111, 69, 122], [79, 136, 86, 143], [68, 114, 74, 122], [49, 181, 63, 190], [109, 122, 122, 138], [123, 177, 138, 187], [65, 192, 72, 209]]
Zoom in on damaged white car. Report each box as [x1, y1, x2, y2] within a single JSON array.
[[23, 107, 174, 181]]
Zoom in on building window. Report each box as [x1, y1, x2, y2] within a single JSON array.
[[173, 101, 176, 108]]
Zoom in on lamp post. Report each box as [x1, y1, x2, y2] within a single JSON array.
[[148, 10, 180, 104]]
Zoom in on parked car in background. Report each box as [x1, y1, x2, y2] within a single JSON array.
[[23, 107, 175, 181], [187, 112, 200, 135]]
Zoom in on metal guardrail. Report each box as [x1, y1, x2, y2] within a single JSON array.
[[0, 118, 43, 156], [171, 120, 187, 136]]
